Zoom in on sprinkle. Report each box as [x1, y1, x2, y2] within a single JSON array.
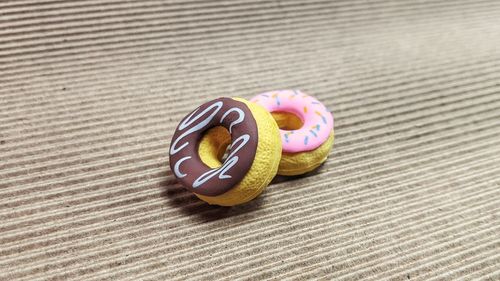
[[304, 106, 308, 113], [316, 124, 320, 131], [314, 110, 323, 117], [321, 116, 327, 124], [304, 136, 309, 145], [272, 93, 277, 98], [293, 90, 300, 95], [310, 130, 318, 137], [276, 96, 281, 106], [284, 134, 289, 143], [312, 101, 320, 105], [262, 94, 269, 98]]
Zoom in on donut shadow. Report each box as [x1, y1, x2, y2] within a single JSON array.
[[159, 170, 264, 223], [160, 160, 328, 222]]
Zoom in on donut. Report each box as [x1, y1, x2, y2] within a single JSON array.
[[251, 90, 334, 176], [169, 97, 281, 206]]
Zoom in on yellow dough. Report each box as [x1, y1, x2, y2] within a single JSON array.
[[196, 98, 281, 206], [278, 131, 334, 176], [271, 112, 335, 176]]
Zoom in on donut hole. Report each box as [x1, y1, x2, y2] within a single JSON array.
[[198, 126, 232, 168], [271, 111, 304, 130]]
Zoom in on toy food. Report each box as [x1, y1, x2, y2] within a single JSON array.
[[169, 97, 281, 206], [251, 90, 334, 176]]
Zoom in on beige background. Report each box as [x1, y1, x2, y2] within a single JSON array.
[[1, 0, 499, 280]]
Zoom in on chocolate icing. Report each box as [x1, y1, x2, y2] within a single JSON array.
[[169, 98, 258, 196]]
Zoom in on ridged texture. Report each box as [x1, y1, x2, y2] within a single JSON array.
[[1, 0, 499, 280]]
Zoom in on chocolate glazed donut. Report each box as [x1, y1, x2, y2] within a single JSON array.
[[169, 98, 258, 197]]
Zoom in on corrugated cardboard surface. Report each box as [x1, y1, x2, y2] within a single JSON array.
[[1, 1, 499, 280]]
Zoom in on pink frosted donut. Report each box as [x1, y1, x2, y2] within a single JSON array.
[[251, 90, 334, 153]]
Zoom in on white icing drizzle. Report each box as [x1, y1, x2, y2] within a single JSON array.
[[173, 156, 191, 178], [192, 134, 250, 188], [169, 101, 223, 155], [220, 107, 245, 133], [170, 99, 251, 189]]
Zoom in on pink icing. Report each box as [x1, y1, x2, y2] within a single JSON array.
[[251, 90, 334, 153]]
